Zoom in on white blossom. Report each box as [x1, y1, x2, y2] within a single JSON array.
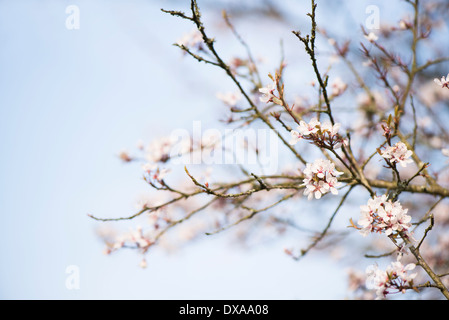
[[330, 77, 348, 96], [366, 255, 417, 299], [297, 118, 321, 136], [399, 20, 408, 30], [443, 148, 449, 157], [289, 118, 344, 149], [358, 194, 412, 237], [381, 142, 413, 167], [364, 32, 379, 42], [130, 226, 152, 248], [320, 121, 341, 137], [289, 130, 302, 145], [259, 82, 276, 103], [139, 258, 147, 269], [301, 159, 343, 200], [216, 91, 242, 106], [177, 29, 203, 49], [434, 73, 449, 89], [145, 136, 174, 163]]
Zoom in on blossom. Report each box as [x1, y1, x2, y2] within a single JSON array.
[[103, 226, 154, 260], [118, 150, 132, 162], [139, 258, 148, 269], [176, 29, 203, 50], [112, 235, 126, 250], [259, 82, 276, 103], [301, 159, 343, 200], [434, 73, 449, 89], [289, 130, 302, 145], [398, 20, 409, 30], [358, 194, 412, 237], [136, 139, 145, 150], [330, 77, 348, 96], [366, 255, 417, 299], [297, 118, 320, 136], [216, 91, 242, 106], [289, 118, 344, 149], [320, 121, 341, 137], [346, 268, 367, 292], [130, 226, 152, 248], [381, 142, 413, 167], [364, 32, 378, 42], [145, 136, 174, 163], [144, 135, 190, 163], [443, 148, 449, 157], [142, 163, 170, 183]]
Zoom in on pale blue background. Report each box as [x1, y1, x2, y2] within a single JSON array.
[[0, 0, 409, 299]]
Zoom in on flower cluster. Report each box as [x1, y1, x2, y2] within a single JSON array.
[[290, 117, 345, 149], [301, 159, 343, 200], [358, 194, 412, 237], [103, 226, 153, 256], [142, 163, 170, 185], [142, 135, 193, 165], [366, 255, 417, 299], [380, 141, 413, 168]]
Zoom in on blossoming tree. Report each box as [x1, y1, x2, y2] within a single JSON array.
[[90, 0, 449, 300]]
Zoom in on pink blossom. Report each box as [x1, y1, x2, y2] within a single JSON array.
[[366, 255, 417, 299], [177, 29, 203, 49], [301, 159, 343, 200], [290, 118, 344, 149], [330, 77, 348, 96], [216, 91, 242, 106], [381, 142, 413, 167], [358, 194, 412, 237], [297, 118, 320, 136]]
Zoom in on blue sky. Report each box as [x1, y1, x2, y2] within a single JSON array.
[[0, 0, 408, 299]]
